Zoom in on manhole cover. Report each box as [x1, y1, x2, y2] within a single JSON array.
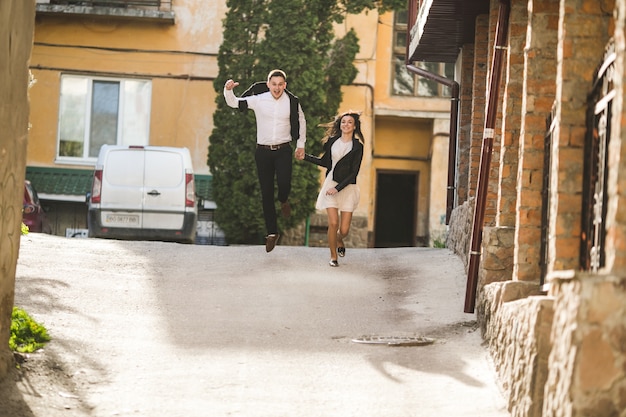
[[351, 335, 435, 346]]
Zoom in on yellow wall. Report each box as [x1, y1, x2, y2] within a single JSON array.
[[374, 117, 432, 157], [28, 70, 61, 166], [29, 0, 227, 174], [372, 116, 433, 240]]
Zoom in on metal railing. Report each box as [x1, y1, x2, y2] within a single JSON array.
[[580, 39, 615, 273], [540, 103, 556, 286], [49, 0, 162, 7]]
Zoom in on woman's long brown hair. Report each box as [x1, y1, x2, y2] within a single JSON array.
[[319, 111, 364, 145]]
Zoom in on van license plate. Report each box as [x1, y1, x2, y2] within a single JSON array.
[[105, 214, 139, 225]]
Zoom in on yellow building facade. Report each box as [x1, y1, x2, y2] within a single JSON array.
[[29, 0, 451, 247]]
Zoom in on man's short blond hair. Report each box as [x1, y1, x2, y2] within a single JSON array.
[[267, 69, 287, 82]]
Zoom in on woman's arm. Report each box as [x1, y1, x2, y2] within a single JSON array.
[[334, 141, 363, 192], [303, 152, 329, 168], [303, 139, 332, 169]]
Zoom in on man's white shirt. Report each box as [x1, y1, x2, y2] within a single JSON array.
[[224, 87, 306, 149]]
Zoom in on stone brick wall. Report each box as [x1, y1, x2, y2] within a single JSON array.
[[458, 45, 475, 204], [478, 282, 553, 417], [446, 198, 474, 269], [550, 4, 612, 271], [281, 213, 369, 249], [543, 273, 626, 417], [469, 15, 490, 203], [0, 1, 36, 378], [496, 0, 526, 229], [480, 226, 515, 286], [514, 0, 558, 283], [478, 272, 626, 417]]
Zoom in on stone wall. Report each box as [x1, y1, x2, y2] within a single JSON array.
[[281, 213, 369, 249], [446, 198, 474, 269], [0, 0, 36, 378], [478, 272, 626, 417], [480, 226, 515, 286], [543, 273, 626, 417], [478, 281, 551, 417]]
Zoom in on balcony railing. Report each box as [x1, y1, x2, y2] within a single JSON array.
[[36, 0, 174, 23], [48, 1, 163, 6]]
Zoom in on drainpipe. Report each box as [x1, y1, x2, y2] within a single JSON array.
[[464, 0, 510, 313], [406, 64, 459, 225]]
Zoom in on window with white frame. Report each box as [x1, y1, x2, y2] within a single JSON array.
[[392, 11, 454, 97], [57, 75, 152, 162]]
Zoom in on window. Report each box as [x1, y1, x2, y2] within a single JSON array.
[[392, 11, 454, 97], [57, 75, 152, 162]]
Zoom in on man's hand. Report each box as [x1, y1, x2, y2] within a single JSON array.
[[295, 148, 305, 160], [224, 79, 239, 91]]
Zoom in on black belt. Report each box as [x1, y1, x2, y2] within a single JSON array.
[[257, 142, 291, 151]]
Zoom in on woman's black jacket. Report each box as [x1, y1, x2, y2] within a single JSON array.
[[304, 136, 364, 192]]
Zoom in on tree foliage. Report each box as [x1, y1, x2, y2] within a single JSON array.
[[208, 0, 403, 244]]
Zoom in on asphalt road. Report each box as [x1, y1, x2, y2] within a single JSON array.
[[8, 233, 508, 417]]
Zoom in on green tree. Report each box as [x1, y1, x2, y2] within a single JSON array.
[[208, 0, 404, 244]]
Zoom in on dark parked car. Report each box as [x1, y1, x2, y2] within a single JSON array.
[[23, 180, 51, 233]]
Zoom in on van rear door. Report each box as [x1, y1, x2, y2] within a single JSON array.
[[141, 149, 186, 229], [100, 148, 145, 228]]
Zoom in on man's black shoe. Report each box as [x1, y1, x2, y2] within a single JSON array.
[[281, 201, 291, 218], [266, 234, 279, 252]]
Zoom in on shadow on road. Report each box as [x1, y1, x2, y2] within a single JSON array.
[[10, 275, 105, 416], [0, 366, 37, 417], [362, 321, 486, 386]]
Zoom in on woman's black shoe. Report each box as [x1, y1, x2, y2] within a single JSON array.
[[329, 259, 339, 267], [337, 246, 345, 257]]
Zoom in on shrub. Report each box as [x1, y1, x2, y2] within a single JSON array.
[[9, 307, 50, 353]]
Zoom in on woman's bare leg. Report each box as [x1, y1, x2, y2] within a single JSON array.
[[337, 211, 353, 246], [326, 207, 339, 261]]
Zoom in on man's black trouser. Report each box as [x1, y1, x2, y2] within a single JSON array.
[[255, 144, 292, 235]]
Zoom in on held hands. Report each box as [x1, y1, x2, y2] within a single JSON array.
[[295, 148, 305, 160], [224, 79, 239, 90], [326, 187, 338, 196]]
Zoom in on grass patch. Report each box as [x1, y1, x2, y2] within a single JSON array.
[[432, 238, 446, 248], [10, 307, 50, 353]]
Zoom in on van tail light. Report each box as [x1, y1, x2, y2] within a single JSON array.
[[91, 169, 103, 204], [185, 171, 195, 208]]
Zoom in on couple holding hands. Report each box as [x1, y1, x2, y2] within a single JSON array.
[[224, 69, 364, 267]]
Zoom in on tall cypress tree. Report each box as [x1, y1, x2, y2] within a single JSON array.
[[208, 0, 403, 244]]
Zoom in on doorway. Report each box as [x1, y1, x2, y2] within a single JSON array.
[[374, 171, 418, 247]]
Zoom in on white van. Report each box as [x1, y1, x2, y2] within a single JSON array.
[[88, 145, 197, 243]]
